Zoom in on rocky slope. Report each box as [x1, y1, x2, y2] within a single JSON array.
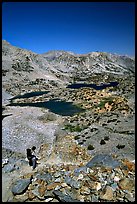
[[2, 40, 135, 202]]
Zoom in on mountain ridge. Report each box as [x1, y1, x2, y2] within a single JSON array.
[[3, 39, 134, 59], [2, 40, 135, 74], [2, 39, 135, 97]]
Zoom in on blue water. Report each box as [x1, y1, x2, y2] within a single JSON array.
[[10, 91, 49, 101], [7, 99, 84, 116], [67, 82, 119, 90]]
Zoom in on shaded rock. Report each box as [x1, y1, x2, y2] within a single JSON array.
[[86, 154, 121, 169], [100, 139, 106, 145], [104, 136, 109, 141], [53, 190, 82, 202], [116, 144, 125, 149], [36, 172, 52, 184], [11, 177, 32, 195]]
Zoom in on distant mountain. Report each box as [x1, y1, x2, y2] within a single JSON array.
[[42, 50, 135, 74], [2, 40, 135, 96]]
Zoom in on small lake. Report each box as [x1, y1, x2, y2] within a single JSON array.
[[10, 91, 49, 101], [67, 82, 119, 90], [7, 99, 84, 116], [2, 114, 12, 120]]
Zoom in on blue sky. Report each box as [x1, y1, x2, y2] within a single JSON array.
[[2, 2, 135, 56]]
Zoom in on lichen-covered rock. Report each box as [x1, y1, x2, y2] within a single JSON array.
[[11, 177, 32, 195]]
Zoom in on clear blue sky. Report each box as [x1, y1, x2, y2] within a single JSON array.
[[2, 2, 135, 56]]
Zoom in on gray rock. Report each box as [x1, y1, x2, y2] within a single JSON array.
[[86, 154, 121, 169], [31, 186, 46, 200], [54, 177, 62, 183], [53, 190, 82, 202], [64, 170, 71, 176], [64, 176, 81, 189], [2, 158, 9, 166], [36, 172, 52, 184], [3, 163, 16, 173], [111, 182, 118, 191], [11, 178, 32, 195], [74, 166, 89, 175], [91, 194, 99, 202], [125, 192, 135, 202], [44, 190, 55, 198], [54, 171, 62, 178], [15, 158, 28, 167]]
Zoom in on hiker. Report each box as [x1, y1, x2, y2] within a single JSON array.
[[26, 147, 37, 170]]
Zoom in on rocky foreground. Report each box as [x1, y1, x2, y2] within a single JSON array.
[[2, 78, 135, 202], [2, 151, 135, 202], [2, 40, 135, 202]]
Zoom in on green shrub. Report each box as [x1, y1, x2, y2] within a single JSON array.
[[74, 135, 80, 140], [98, 100, 106, 108], [87, 144, 95, 150], [97, 97, 114, 108], [64, 124, 83, 132], [78, 141, 84, 145], [74, 125, 83, 132], [64, 124, 74, 131], [104, 136, 109, 141]]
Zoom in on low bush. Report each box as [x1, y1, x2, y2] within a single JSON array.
[[87, 144, 95, 150]]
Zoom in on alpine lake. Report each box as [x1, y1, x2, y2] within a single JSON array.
[[7, 82, 119, 116]]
